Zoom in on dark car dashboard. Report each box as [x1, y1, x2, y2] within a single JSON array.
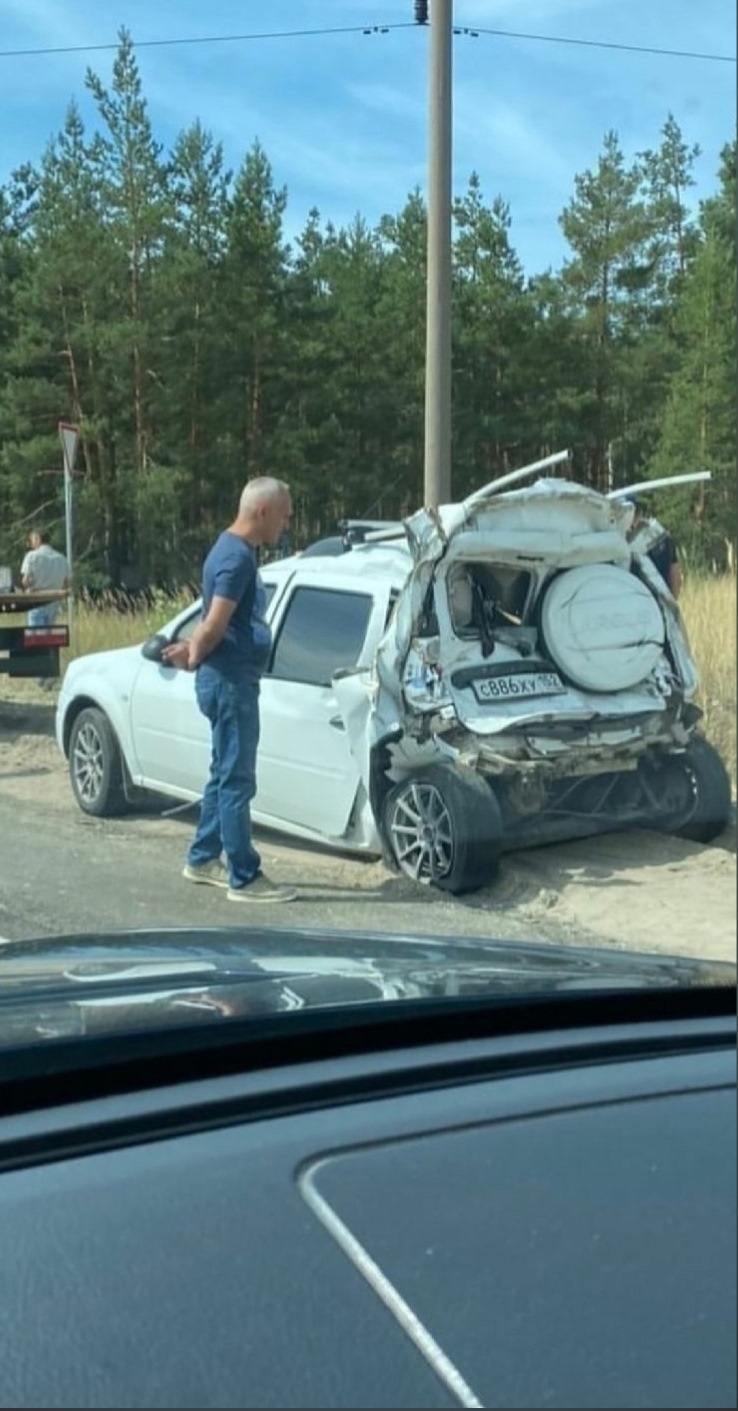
[[0, 987, 735, 1409]]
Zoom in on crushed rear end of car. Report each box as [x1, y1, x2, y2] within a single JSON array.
[[338, 463, 730, 892]]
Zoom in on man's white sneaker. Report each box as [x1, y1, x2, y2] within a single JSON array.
[[227, 874, 297, 904], [183, 860, 230, 889]]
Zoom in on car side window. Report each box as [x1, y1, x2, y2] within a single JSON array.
[[172, 584, 277, 643], [269, 587, 373, 687]]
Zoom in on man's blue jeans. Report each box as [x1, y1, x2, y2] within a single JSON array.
[[188, 665, 261, 888], [28, 602, 61, 627]]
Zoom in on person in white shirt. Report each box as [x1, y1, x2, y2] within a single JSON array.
[[20, 529, 70, 625]]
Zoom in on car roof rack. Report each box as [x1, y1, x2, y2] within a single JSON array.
[[463, 449, 572, 508], [361, 528, 407, 544], [338, 519, 403, 532], [335, 519, 407, 547], [608, 471, 711, 499], [333, 465, 712, 553]]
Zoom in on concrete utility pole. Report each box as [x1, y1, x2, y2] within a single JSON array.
[[421, 0, 453, 509]]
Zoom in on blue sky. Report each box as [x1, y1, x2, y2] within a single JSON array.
[[0, 0, 735, 274]]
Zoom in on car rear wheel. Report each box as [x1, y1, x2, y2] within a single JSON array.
[[69, 707, 129, 817], [643, 736, 732, 844], [384, 764, 503, 894]]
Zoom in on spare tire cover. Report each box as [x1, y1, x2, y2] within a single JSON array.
[[540, 564, 665, 692]]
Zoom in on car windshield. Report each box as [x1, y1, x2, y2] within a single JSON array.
[[0, 0, 735, 1046]]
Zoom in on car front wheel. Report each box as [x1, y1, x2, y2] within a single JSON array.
[[383, 763, 503, 894], [69, 707, 129, 817]]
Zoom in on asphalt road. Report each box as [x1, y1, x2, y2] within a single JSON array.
[[0, 694, 735, 961], [0, 778, 590, 948]]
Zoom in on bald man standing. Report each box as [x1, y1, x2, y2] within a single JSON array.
[[163, 478, 297, 903]]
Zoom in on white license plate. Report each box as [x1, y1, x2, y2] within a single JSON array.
[[472, 671, 566, 703]]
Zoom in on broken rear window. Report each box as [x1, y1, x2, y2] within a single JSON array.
[[447, 564, 532, 636]]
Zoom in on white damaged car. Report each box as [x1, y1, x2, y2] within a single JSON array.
[[56, 459, 731, 893]]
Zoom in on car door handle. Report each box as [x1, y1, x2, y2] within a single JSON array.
[[329, 715, 346, 730]]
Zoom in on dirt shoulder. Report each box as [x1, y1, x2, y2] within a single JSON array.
[[0, 694, 735, 963]]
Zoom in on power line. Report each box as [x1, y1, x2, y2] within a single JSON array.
[[469, 25, 736, 64], [0, 20, 733, 64], [0, 22, 413, 60]]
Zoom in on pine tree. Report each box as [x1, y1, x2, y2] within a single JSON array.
[[0, 183, 30, 566], [218, 142, 289, 486], [0, 106, 125, 580], [651, 143, 736, 568], [0, 56, 730, 586], [453, 174, 531, 494], [640, 113, 700, 295], [377, 189, 427, 512], [153, 120, 231, 575], [559, 131, 651, 488], [85, 27, 173, 578]]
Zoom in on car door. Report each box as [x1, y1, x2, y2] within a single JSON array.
[[128, 606, 208, 801], [128, 607, 209, 796], [129, 582, 286, 798], [256, 579, 389, 839]]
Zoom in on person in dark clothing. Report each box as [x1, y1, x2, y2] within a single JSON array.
[[163, 477, 296, 904], [627, 498, 683, 599]]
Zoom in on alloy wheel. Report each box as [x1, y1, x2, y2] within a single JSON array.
[[387, 781, 454, 883], [72, 721, 105, 805]]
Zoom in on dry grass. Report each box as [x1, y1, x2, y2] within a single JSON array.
[[68, 591, 195, 660], [2, 577, 735, 783], [0, 592, 192, 710], [680, 575, 736, 784]]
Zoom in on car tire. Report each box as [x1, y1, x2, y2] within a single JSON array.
[[69, 707, 129, 818], [383, 763, 503, 895], [645, 736, 732, 844]]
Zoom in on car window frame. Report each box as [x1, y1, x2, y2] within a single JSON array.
[[169, 577, 286, 645], [171, 607, 203, 643], [265, 573, 392, 689]]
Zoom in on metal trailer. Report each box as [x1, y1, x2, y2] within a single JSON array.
[[0, 593, 69, 679]]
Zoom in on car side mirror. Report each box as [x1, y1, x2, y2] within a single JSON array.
[[141, 632, 170, 664]]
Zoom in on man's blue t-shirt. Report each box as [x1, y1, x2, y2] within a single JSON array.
[[200, 532, 271, 683]]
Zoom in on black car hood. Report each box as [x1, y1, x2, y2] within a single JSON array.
[[0, 925, 733, 1049]]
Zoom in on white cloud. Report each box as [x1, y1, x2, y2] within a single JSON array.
[[455, 84, 574, 190], [346, 81, 423, 125]]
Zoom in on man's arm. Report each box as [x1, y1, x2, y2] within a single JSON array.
[[188, 596, 238, 667], [20, 553, 33, 590], [665, 535, 683, 600], [669, 559, 684, 599], [162, 595, 237, 670]]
